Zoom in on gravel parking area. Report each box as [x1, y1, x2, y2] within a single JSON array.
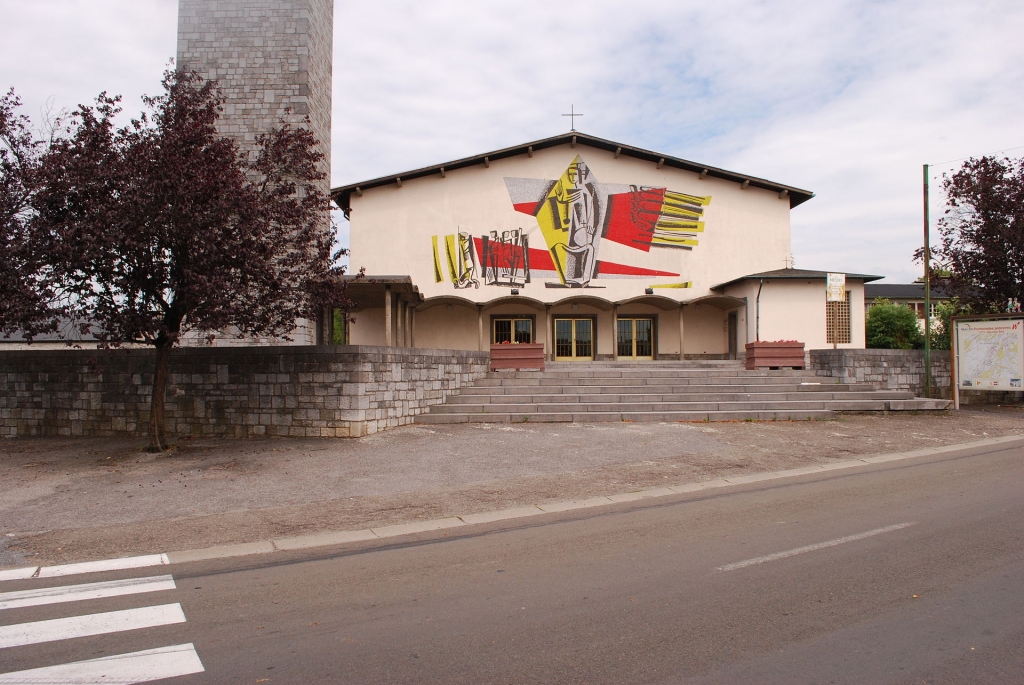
[[3, 406, 1022, 566]]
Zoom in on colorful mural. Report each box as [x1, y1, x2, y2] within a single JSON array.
[[432, 231, 479, 289], [432, 155, 710, 289]]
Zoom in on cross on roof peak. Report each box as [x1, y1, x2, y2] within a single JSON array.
[[561, 105, 583, 132]]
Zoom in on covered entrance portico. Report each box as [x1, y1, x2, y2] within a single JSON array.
[[331, 280, 749, 363]]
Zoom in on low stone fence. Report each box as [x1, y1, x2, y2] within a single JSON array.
[[810, 348, 1021, 404], [0, 346, 489, 439]]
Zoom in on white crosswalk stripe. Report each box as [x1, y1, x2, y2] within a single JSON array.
[[0, 575, 176, 611], [0, 569, 205, 683], [0, 643, 204, 684]]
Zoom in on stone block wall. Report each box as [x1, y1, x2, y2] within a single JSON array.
[[810, 349, 1021, 404], [810, 349, 951, 398], [0, 346, 488, 439], [176, 0, 333, 190]]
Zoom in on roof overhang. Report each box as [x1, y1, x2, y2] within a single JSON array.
[[685, 295, 746, 310], [615, 295, 681, 311], [332, 275, 422, 309], [331, 131, 815, 211], [712, 269, 883, 291]]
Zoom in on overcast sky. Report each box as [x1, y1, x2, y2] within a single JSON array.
[[2, 0, 1022, 282]]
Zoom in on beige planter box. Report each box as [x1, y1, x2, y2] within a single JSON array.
[[490, 343, 545, 371], [745, 341, 805, 370]]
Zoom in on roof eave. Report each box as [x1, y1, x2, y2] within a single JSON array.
[[712, 272, 884, 290], [331, 131, 815, 210]]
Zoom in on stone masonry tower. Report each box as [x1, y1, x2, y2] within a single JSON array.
[[176, 0, 334, 199], [176, 0, 334, 345]]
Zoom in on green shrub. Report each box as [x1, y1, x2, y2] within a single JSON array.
[[928, 298, 970, 350], [866, 299, 925, 349]]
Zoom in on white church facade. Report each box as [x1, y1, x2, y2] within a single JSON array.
[[331, 132, 878, 360]]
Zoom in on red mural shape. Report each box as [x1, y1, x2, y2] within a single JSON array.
[[602, 187, 667, 253]]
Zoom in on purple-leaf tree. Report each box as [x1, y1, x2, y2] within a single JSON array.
[[0, 89, 60, 338], [931, 156, 1024, 312], [33, 70, 350, 452]]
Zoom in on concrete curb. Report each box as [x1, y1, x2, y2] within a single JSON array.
[[5, 434, 1023, 577]]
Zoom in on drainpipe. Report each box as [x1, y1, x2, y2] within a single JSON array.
[[755, 279, 764, 342]]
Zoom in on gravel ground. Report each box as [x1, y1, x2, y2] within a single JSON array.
[[2, 406, 1022, 566]]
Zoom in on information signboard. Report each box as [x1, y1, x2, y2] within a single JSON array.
[[826, 273, 846, 302], [953, 316, 1024, 408]]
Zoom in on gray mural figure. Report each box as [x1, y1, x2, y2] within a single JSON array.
[[557, 159, 599, 287]]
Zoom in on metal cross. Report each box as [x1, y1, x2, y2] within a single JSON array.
[[562, 105, 583, 131]]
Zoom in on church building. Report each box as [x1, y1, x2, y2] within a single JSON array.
[[331, 132, 878, 360]]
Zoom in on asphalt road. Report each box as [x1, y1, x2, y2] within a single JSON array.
[[3, 441, 1023, 683]]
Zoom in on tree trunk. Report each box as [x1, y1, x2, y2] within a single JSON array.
[[147, 340, 172, 452]]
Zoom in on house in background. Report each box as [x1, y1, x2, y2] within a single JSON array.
[[864, 283, 951, 328], [331, 132, 880, 360]]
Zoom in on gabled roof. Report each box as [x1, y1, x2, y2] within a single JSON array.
[[864, 283, 950, 299], [712, 268, 883, 290], [331, 131, 815, 211]]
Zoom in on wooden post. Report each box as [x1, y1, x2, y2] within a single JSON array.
[[384, 286, 392, 347]]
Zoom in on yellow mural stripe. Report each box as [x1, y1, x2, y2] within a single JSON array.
[[651, 236, 700, 247], [444, 234, 460, 283], [647, 282, 693, 289], [655, 220, 705, 231], [659, 209, 704, 220], [431, 235, 444, 282], [664, 191, 711, 206]]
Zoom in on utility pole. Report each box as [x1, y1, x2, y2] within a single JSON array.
[[923, 164, 932, 398]]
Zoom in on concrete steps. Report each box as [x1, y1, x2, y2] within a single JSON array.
[[416, 361, 951, 425]]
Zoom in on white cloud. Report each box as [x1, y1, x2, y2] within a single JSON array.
[[3, 0, 1022, 282]]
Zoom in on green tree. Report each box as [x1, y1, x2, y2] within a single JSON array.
[[928, 298, 970, 350], [866, 299, 925, 349]]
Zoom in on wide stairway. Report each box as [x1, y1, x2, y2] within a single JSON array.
[[416, 360, 951, 424]]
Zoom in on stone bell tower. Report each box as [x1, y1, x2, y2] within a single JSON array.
[[176, 0, 334, 200]]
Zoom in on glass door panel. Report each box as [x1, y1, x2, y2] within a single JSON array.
[[514, 319, 532, 343], [554, 318, 593, 361], [493, 318, 533, 344], [616, 318, 654, 359], [574, 320, 592, 359], [555, 319, 574, 358], [635, 319, 653, 358], [494, 319, 512, 344], [617, 319, 634, 357]]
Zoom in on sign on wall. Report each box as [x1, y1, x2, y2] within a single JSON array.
[[953, 317, 1024, 407], [826, 273, 846, 302]]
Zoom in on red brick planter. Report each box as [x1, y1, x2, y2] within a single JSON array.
[[745, 341, 806, 370], [490, 343, 546, 371]]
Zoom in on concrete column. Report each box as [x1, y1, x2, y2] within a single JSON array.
[[384, 286, 392, 347], [409, 307, 416, 348], [477, 305, 484, 351], [612, 305, 619, 361], [678, 304, 686, 360], [545, 305, 552, 360], [396, 300, 404, 347]]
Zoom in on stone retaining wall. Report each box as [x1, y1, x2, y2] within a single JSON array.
[[0, 346, 488, 439], [810, 348, 1021, 404]]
